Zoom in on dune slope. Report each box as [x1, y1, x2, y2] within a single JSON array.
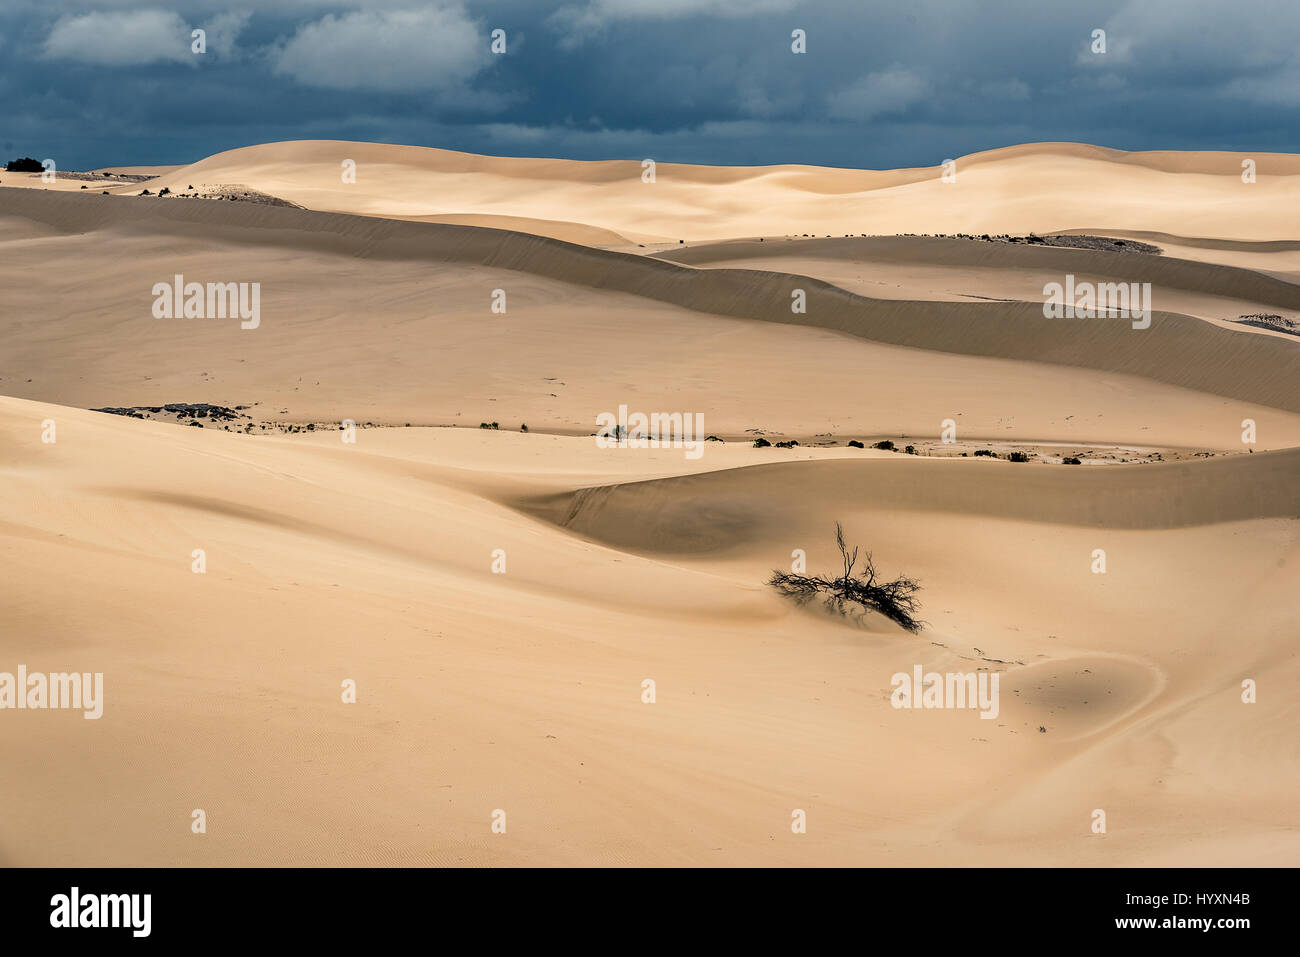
[[98, 139, 1300, 244], [2, 397, 1296, 866], [4, 188, 1298, 420], [4, 134, 1300, 868]]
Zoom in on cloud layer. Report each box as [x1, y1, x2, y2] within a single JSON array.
[[44, 10, 195, 66], [6, 0, 1299, 170], [273, 7, 489, 92]]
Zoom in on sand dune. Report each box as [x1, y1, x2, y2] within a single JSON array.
[[525, 448, 1300, 555], [2, 396, 1296, 865], [95, 139, 1300, 244], [400, 211, 631, 246], [4, 188, 1298, 423], [656, 235, 1300, 312], [90, 165, 182, 178], [8, 139, 1299, 247], [3, 138, 1298, 867], [654, 234, 1300, 330]]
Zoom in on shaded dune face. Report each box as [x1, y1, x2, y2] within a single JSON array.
[[523, 450, 1300, 556], [654, 234, 1300, 313], [3, 187, 1299, 418], [997, 656, 1164, 743]]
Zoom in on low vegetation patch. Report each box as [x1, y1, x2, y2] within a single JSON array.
[[1234, 313, 1299, 336], [93, 403, 245, 423], [768, 523, 924, 633], [918, 232, 1161, 255]]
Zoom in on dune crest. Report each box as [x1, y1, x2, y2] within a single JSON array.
[[106, 139, 1300, 244]]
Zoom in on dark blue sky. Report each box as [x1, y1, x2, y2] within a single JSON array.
[[3, 0, 1297, 171]]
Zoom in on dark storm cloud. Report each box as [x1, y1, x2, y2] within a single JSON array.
[[2, 0, 1297, 169]]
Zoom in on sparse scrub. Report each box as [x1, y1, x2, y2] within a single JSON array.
[[768, 523, 923, 633], [753, 437, 771, 448], [1234, 313, 1299, 335], [872, 439, 894, 451], [1008, 451, 1030, 463]]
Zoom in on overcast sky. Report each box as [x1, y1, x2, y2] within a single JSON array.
[[4, 0, 1298, 170]]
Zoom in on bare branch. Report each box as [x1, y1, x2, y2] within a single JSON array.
[[769, 524, 924, 632]]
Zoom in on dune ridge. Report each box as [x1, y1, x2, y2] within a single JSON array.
[[46, 138, 1300, 244], [524, 449, 1300, 555], [654, 235, 1300, 312], [4, 187, 1298, 415]]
